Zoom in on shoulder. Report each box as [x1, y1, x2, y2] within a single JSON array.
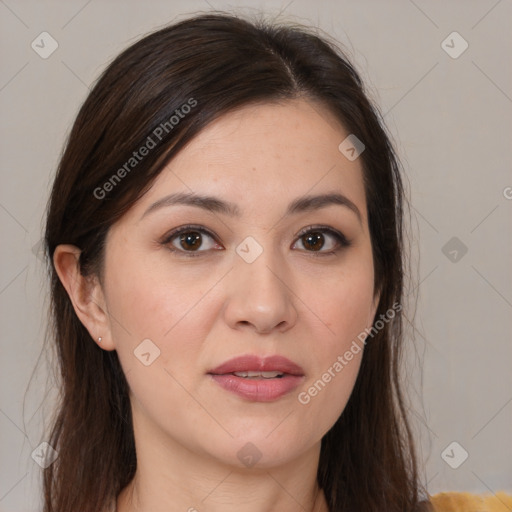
[[429, 492, 512, 511]]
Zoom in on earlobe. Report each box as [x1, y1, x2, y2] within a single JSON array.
[[53, 244, 115, 351]]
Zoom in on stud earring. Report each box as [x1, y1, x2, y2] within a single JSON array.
[[98, 337, 102, 343]]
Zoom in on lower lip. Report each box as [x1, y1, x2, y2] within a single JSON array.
[[209, 374, 304, 402]]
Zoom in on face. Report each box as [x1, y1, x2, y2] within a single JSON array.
[[99, 99, 379, 469]]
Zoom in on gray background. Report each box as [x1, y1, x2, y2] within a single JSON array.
[[1, 0, 511, 510]]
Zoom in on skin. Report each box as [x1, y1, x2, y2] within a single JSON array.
[[55, 98, 380, 512]]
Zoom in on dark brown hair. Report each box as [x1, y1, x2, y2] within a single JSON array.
[[43, 12, 431, 512]]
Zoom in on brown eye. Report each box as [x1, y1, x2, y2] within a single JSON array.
[[163, 225, 221, 256], [292, 226, 351, 255], [178, 231, 203, 251], [302, 232, 325, 251]]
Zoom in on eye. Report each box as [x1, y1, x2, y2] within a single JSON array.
[[292, 225, 351, 256], [161, 224, 351, 258], [161, 224, 223, 257]]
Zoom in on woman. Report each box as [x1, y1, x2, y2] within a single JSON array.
[[43, 12, 431, 512]]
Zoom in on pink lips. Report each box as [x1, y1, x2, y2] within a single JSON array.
[[208, 355, 305, 402]]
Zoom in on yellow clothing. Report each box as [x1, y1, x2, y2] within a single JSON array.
[[429, 492, 512, 511]]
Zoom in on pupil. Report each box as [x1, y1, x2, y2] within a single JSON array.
[[304, 232, 324, 251], [180, 232, 201, 250]]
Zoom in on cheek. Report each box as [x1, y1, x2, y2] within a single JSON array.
[[296, 353, 362, 446], [105, 250, 215, 340], [296, 299, 367, 442], [296, 254, 374, 431], [104, 259, 217, 429], [312, 251, 376, 344], [103, 251, 225, 397]]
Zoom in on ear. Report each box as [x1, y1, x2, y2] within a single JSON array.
[[53, 244, 115, 351]]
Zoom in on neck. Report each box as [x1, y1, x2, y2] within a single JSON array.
[[116, 441, 329, 512], [118, 475, 328, 512]]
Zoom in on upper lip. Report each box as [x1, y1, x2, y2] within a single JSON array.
[[208, 355, 305, 376]]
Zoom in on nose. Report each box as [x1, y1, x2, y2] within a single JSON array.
[[223, 246, 298, 335]]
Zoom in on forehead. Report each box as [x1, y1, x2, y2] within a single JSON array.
[[128, 99, 368, 223]]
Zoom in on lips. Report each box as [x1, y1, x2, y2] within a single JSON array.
[[208, 355, 305, 402], [209, 355, 305, 376]]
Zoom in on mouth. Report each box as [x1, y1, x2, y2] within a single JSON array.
[[208, 355, 305, 402], [229, 370, 286, 379]]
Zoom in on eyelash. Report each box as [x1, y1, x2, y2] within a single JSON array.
[[160, 224, 352, 258]]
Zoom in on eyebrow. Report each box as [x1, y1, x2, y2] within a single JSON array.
[[141, 191, 362, 224]]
